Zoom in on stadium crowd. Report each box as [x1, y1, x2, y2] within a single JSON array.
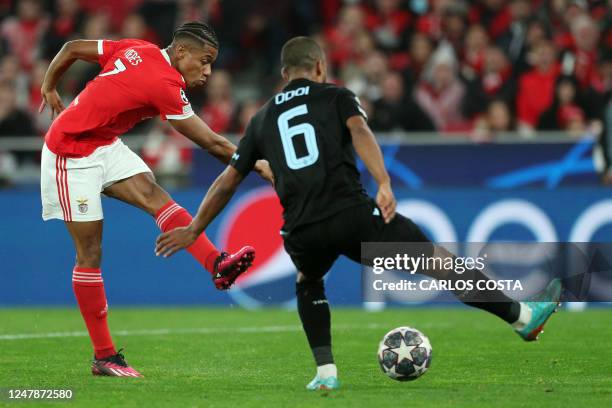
[[1, 0, 612, 177]]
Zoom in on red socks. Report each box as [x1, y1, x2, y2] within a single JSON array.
[[155, 201, 220, 274], [72, 267, 116, 360], [71, 202, 219, 360]]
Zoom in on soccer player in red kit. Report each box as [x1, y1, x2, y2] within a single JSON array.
[[39, 22, 271, 377]]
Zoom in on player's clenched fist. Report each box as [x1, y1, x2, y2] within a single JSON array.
[[156, 226, 198, 257], [376, 183, 396, 224]]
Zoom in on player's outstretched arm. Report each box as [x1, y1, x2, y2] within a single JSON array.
[[170, 115, 236, 164], [40, 40, 99, 118], [169, 116, 274, 184], [347, 115, 396, 223], [155, 165, 244, 257]]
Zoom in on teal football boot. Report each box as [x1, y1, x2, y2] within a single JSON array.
[[306, 376, 340, 390], [515, 279, 562, 341]]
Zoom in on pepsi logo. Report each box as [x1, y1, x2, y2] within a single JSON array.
[[217, 187, 297, 308]]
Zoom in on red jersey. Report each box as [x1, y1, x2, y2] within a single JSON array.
[[516, 64, 560, 126], [45, 39, 194, 158]]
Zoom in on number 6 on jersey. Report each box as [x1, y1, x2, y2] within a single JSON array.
[[277, 104, 319, 170]]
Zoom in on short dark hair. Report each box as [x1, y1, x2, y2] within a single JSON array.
[[281, 36, 324, 72], [172, 21, 219, 49]]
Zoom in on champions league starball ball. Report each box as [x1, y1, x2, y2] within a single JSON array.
[[377, 326, 433, 381]]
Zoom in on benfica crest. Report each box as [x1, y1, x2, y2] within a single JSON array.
[[77, 198, 89, 214]]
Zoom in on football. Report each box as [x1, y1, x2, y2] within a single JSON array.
[[377, 326, 433, 381]]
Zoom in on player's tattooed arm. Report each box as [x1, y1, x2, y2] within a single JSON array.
[[40, 40, 99, 119], [155, 166, 244, 257], [170, 115, 236, 164], [347, 115, 396, 224]]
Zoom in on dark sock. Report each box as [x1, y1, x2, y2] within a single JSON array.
[[296, 279, 334, 366], [312, 346, 334, 367], [451, 268, 521, 324]]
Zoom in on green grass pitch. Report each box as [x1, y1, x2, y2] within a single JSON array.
[[1, 308, 611, 407]]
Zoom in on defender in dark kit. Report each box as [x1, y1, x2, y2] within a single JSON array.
[[155, 36, 562, 391]]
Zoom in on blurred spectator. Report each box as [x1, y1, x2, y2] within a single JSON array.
[[0, 82, 35, 138], [496, 0, 531, 71], [79, 0, 142, 32], [359, 30, 379, 60], [401, 32, 435, 89], [70, 14, 111, 94], [414, 44, 468, 132], [28, 59, 51, 134], [211, 0, 291, 76], [473, 99, 515, 139], [0, 55, 29, 108], [416, 0, 449, 39], [200, 70, 236, 133], [81, 12, 111, 40], [0, 81, 37, 166], [467, 0, 512, 40], [0, 150, 18, 187], [137, 0, 181, 46], [601, 50, 612, 176], [325, 4, 366, 70], [335, 31, 377, 81], [462, 46, 516, 119], [503, 16, 552, 76], [231, 99, 262, 134], [538, 76, 586, 134], [600, 50, 612, 96], [560, 14, 600, 89], [369, 70, 434, 132], [310, 31, 332, 69], [364, 0, 412, 52], [516, 40, 560, 132], [346, 50, 389, 102], [602, 0, 612, 51], [440, 3, 468, 52], [539, 69, 607, 140], [551, 0, 588, 51], [40, 0, 85, 60], [0, 0, 49, 71], [120, 13, 159, 44], [141, 119, 192, 181], [0, 0, 10, 18], [461, 24, 490, 80]]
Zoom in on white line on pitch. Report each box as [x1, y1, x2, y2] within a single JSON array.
[[0, 323, 391, 341]]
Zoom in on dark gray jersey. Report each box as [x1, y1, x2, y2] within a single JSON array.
[[230, 78, 370, 232]]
